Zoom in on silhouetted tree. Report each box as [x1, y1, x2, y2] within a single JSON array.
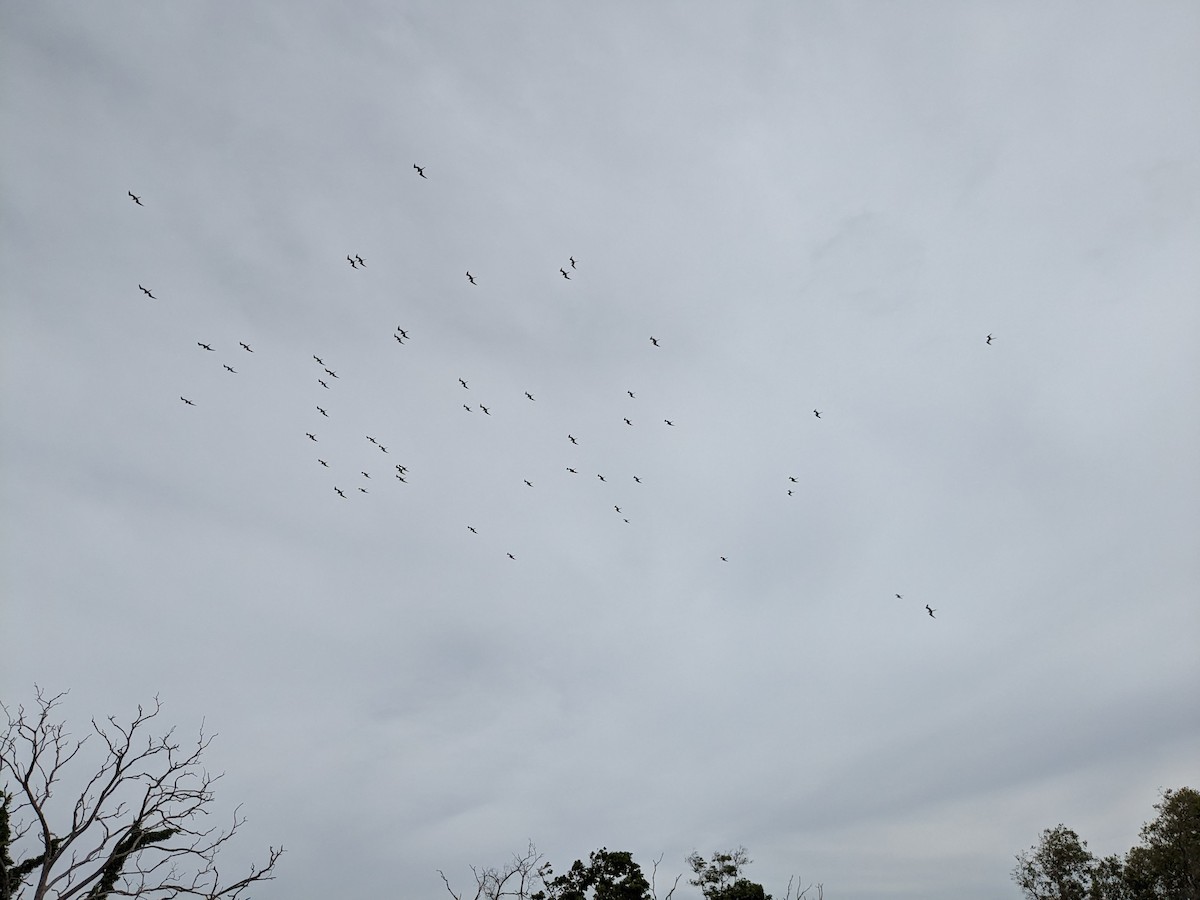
[[1, 688, 282, 900]]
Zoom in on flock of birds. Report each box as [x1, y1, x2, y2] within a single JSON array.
[[126, 170, 999, 620]]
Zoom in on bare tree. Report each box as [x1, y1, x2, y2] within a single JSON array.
[[438, 842, 550, 900], [1, 688, 282, 900]]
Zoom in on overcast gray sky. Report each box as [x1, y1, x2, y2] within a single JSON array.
[[2, 3, 1198, 899]]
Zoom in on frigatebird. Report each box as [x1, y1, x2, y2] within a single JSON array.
[[361, 472, 370, 479], [366, 436, 377, 444], [128, 191, 143, 206], [319, 380, 330, 389], [926, 605, 936, 618], [986, 334, 994, 345], [507, 553, 516, 560], [787, 489, 794, 496], [463, 405, 471, 412], [650, 336, 659, 346], [358, 487, 368, 493], [597, 474, 606, 482], [306, 433, 318, 441], [614, 505, 621, 513], [397, 328, 409, 339], [569, 256, 576, 268], [414, 164, 426, 178], [465, 271, 476, 284], [568, 434, 577, 444], [467, 526, 477, 534], [317, 407, 328, 417], [813, 410, 821, 418], [180, 397, 195, 406], [318, 459, 329, 467], [394, 334, 405, 344], [895, 594, 903, 599], [395, 464, 407, 473], [560, 268, 571, 279], [627, 391, 635, 398], [223, 365, 237, 374], [138, 284, 154, 298], [566, 468, 577, 474], [313, 356, 324, 365], [239, 342, 253, 352], [720, 556, 728, 562], [334, 487, 346, 498], [480, 405, 491, 415], [324, 368, 338, 378], [664, 419, 674, 426], [624, 418, 633, 426], [525, 392, 535, 401], [347, 255, 357, 268], [459, 378, 468, 389], [396, 474, 407, 483], [378, 445, 388, 453], [355, 255, 365, 267], [633, 476, 641, 483], [524, 480, 533, 487], [197, 343, 214, 351]]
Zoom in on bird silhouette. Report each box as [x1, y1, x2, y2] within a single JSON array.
[[138, 284, 155, 298], [614, 505, 621, 513], [394, 334, 405, 344], [239, 342, 253, 352], [313, 356, 324, 365], [560, 268, 571, 279], [650, 336, 659, 346], [986, 334, 994, 345], [525, 392, 535, 401], [463, 404, 471, 412], [378, 445, 388, 453], [361, 472, 370, 479], [466, 271, 476, 284], [926, 605, 936, 618], [566, 467, 577, 474], [414, 164, 426, 178], [367, 436, 377, 444], [347, 255, 357, 268], [569, 256, 576, 268], [633, 476, 641, 483], [524, 480, 533, 487], [306, 433, 318, 441], [597, 474, 606, 482], [358, 487, 368, 493], [397, 328, 409, 339], [355, 255, 365, 267], [568, 434, 577, 444], [720, 556, 728, 562], [789, 476, 798, 483], [624, 418, 633, 426], [180, 397, 195, 406], [813, 410, 821, 418], [334, 487, 346, 498], [895, 594, 903, 599], [459, 378, 469, 389], [627, 390, 635, 398], [319, 380, 330, 389], [324, 368, 338, 378], [396, 474, 407, 483], [197, 342, 214, 351], [395, 464, 407, 473], [507, 553, 516, 560], [317, 407, 328, 416], [128, 191, 143, 206], [664, 419, 674, 426], [223, 365, 237, 374], [787, 489, 793, 496], [480, 405, 491, 415], [467, 526, 477, 534], [318, 459, 329, 467]]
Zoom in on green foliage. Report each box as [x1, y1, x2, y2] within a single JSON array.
[[84, 822, 178, 900], [1013, 787, 1200, 900], [686, 848, 770, 900], [0, 791, 59, 900], [534, 848, 650, 900]]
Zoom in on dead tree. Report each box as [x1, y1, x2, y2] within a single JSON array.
[[438, 843, 551, 900], [1, 688, 282, 900]]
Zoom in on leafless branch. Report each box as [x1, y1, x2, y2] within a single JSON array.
[[1, 688, 282, 900]]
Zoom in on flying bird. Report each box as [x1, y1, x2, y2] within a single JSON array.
[[396, 474, 407, 483], [566, 468, 577, 474], [614, 506, 621, 513], [138, 284, 155, 297], [318, 459, 329, 467], [569, 256, 576, 268], [197, 342, 214, 351], [560, 268, 571, 279], [317, 407, 328, 416], [525, 392, 535, 401], [813, 410, 821, 418], [633, 476, 641, 483], [624, 418, 633, 426], [413, 164, 426, 178], [463, 405, 471, 412], [313, 356, 324, 365], [465, 271, 476, 284], [467, 526, 477, 534], [347, 255, 358, 268], [366, 436, 377, 444], [459, 378, 468, 389], [358, 487, 368, 493], [223, 365, 237, 374], [334, 487, 346, 498], [627, 391, 635, 398], [324, 368, 338, 378], [986, 334, 994, 345], [895, 594, 903, 599], [507, 553, 516, 560], [355, 255, 365, 267], [239, 342, 253, 352], [319, 380, 330, 389], [650, 336, 659, 346], [128, 191, 143, 206], [397, 328, 409, 339], [395, 464, 407, 473], [926, 605, 936, 618], [568, 434, 577, 444], [480, 405, 491, 415], [524, 480, 533, 487], [306, 433, 318, 441], [787, 489, 794, 496], [720, 557, 728, 562], [378, 445, 388, 453], [597, 474, 606, 482], [361, 472, 370, 479], [664, 419, 674, 426], [394, 334, 405, 344], [180, 397, 195, 406]]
